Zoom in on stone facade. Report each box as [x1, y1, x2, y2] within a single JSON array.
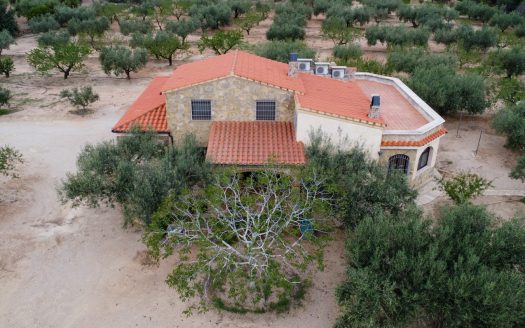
[[165, 76, 295, 144]]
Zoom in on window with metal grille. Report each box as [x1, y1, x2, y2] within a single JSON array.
[[256, 100, 276, 121], [388, 154, 410, 175], [417, 147, 431, 170], [191, 100, 211, 120]]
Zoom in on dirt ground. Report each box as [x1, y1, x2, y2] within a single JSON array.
[[1, 11, 524, 328]]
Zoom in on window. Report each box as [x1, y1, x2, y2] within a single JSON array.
[[417, 147, 431, 170], [256, 100, 276, 121], [388, 154, 410, 175], [191, 100, 211, 120]]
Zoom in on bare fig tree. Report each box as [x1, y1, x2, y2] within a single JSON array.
[[144, 167, 332, 313]]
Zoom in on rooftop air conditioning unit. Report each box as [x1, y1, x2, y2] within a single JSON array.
[[297, 59, 313, 72], [331, 66, 346, 79], [314, 62, 330, 75]]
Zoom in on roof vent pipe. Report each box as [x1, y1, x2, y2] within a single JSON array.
[[288, 53, 299, 77], [369, 95, 381, 119]]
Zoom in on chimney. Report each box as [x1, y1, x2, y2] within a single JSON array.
[[288, 53, 299, 77], [369, 95, 380, 119]]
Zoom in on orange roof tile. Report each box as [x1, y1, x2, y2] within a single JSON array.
[[381, 128, 447, 147], [161, 50, 305, 93], [297, 73, 383, 125], [356, 80, 429, 130], [206, 121, 306, 165], [112, 77, 170, 133]]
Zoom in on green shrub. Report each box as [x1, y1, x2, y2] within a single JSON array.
[[0, 29, 14, 55], [16, 0, 59, 19], [166, 18, 199, 43], [254, 40, 315, 63], [366, 25, 430, 48], [0, 85, 11, 107], [37, 30, 70, 47], [0, 56, 14, 77], [489, 11, 524, 31], [0, 2, 19, 36], [387, 48, 458, 73], [0, 145, 23, 177], [60, 86, 99, 115], [437, 172, 492, 204], [266, 22, 305, 41], [496, 77, 525, 105], [189, 3, 232, 30], [457, 25, 498, 52], [489, 47, 525, 78]]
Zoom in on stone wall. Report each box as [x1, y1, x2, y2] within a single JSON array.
[[165, 76, 295, 144]]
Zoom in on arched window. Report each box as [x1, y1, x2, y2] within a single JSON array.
[[388, 154, 410, 175], [417, 147, 431, 170]]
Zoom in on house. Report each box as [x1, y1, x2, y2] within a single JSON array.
[[113, 50, 446, 186]]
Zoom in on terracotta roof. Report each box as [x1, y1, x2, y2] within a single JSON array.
[[296, 73, 383, 125], [112, 76, 170, 133], [206, 121, 306, 165], [356, 79, 429, 131], [381, 128, 447, 147], [161, 50, 305, 93]]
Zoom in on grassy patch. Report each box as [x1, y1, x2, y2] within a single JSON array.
[[0, 108, 12, 115]]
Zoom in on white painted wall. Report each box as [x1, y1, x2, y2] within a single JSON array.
[[295, 109, 383, 159]]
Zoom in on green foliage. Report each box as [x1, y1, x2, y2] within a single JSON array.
[[0, 29, 14, 55], [28, 14, 60, 33], [16, 0, 59, 19], [0, 2, 19, 36], [492, 101, 525, 181], [489, 11, 524, 31], [198, 30, 243, 55], [457, 24, 498, 52], [387, 47, 458, 73], [59, 86, 99, 115], [59, 132, 210, 227], [333, 43, 363, 61], [489, 47, 525, 78], [189, 3, 232, 30], [362, 0, 402, 24], [166, 18, 199, 43], [397, 4, 455, 31], [172, 0, 192, 20], [408, 65, 488, 115], [235, 11, 262, 35], [313, 0, 330, 16], [144, 168, 329, 312], [37, 30, 70, 48], [266, 3, 309, 41], [515, 22, 525, 37], [99, 46, 148, 79], [437, 172, 492, 204], [0, 85, 11, 106], [27, 40, 91, 79], [138, 31, 187, 66], [119, 19, 154, 36], [68, 16, 110, 49], [53, 4, 95, 27], [0, 56, 14, 77], [455, 0, 498, 23], [326, 4, 370, 27], [94, 2, 127, 24], [497, 77, 525, 104], [336, 203, 525, 327], [254, 40, 315, 63], [255, 0, 271, 20], [321, 16, 359, 45], [228, 0, 251, 19], [305, 131, 416, 228], [0, 145, 23, 177], [434, 27, 458, 46], [365, 25, 430, 48]]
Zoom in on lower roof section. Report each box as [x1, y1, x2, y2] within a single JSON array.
[[206, 121, 306, 165]]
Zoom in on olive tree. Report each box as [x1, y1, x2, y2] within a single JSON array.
[[28, 14, 60, 33], [27, 39, 91, 79], [489, 47, 525, 78], [321, 16, 359, 45], [119, 19, 154, 36], [99, 46, 148, 79], [166, 18, 199, 43], [235, 11, 262, 35], [0, 85, 10, 107], [437, 172, 492, 204], [68, 16, 110, 49], [336, 204, 525, 328]]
